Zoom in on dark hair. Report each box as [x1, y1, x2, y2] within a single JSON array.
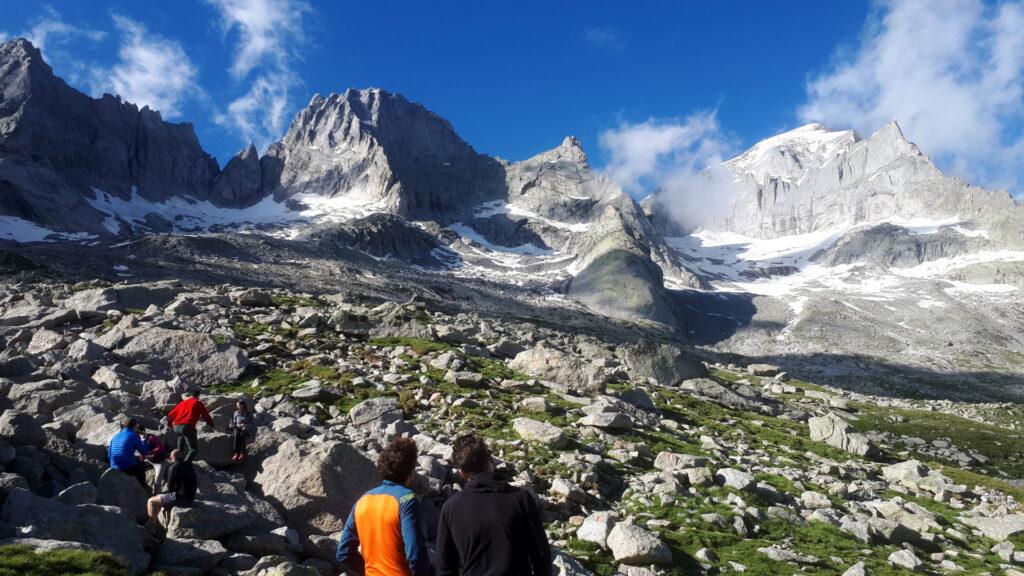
[[188, 388, 201, 398], [135, 424, 147, 433], [236, 399, 248, 410], [452, 434, 491, 475], [377, 438, 418, 484], [121, 417, 138, 430]]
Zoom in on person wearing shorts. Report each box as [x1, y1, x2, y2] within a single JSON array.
[[147, 449, 197, 521]]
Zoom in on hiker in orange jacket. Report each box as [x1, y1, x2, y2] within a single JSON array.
[[167, 389, 215, 462]]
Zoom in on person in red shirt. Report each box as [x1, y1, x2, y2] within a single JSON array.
[[167, 389, 215, 462]]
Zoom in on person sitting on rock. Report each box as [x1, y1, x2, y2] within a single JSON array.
[[167, 388, 215, 462], [137, 424, 167, 492], [227, 399, 255, 463], [435, 434, 551, 576], [107, 416, 150, 490], [146, 449, 197, 521], [337, 437, 433, 576]]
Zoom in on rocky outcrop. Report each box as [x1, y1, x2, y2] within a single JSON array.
[[0, 38, 220, 235], [252, 439, 378, 537], [114, 327, 249, 387], [808, 412, 878, 457]]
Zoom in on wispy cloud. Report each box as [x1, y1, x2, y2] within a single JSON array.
[[599, 111, 742, 229], [800, 0, 1024, 193], [207, 0, 312, 149], [91, 15, 201, 118], [22, 6, 106, 54], [584, 27, 623, 50]]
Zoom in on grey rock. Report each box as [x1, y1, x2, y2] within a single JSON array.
[[166, 499, 256, 540], [153, 538, 227, 574], [55, 481, 97, 505], [253, 439, 378, 537], [96, 468, 149, 523], [509, 347, 607, 394], [887, 549, 922, 571], [115, 327, 249, 387], [961, 514, 1024, 541], [808, 412, 878, 457], [349, 397, 403, 428], [0, 487, 149, 573], [606, 523, 671, 565], [511, 417, 567, 448], [0, 410, 46, 447], [715, 468, 755, 491], [576, 512, 615, 548]]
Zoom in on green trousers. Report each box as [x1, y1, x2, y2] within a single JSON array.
[[174, 423, 199, 461]]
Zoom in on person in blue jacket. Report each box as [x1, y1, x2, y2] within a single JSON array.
[[108, 416, 150, 491], [337, 437, 433, 576]]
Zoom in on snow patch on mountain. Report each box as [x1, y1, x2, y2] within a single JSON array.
[[724, 123, 857, 184], [0, 215, 97, 243]]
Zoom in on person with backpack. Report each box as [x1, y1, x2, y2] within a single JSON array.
[[146, 449, 197, 520], [107, 416, 150, 490], [166, 389, 215, 462], [337, 437, 433, 576], [436, 434, 552, 576], [227, 399, 255, 463]]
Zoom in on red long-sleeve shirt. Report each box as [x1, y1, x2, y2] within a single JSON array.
[[168, 397, 215, 427]]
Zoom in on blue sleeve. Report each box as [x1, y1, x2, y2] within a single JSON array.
[[336, 504, 364, 575], [399, 493, 434, 576]]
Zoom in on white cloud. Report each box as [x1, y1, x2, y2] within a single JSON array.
[[22, 6, 106, 54], [800, 0, 1024, 193], [584, 28, 623, 50], [91, 15, 200, 118], [207, 0, 311, 148], [599, 112, 744, 230]]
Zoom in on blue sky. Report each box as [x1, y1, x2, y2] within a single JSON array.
[[3, 0, 1023, 196]]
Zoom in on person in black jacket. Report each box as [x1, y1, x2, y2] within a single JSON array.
[[436, 434, 552, 576], [146, 449, 197, 520]]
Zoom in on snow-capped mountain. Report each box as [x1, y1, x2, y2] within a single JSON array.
[[659, 122, 1024, 398], [1, 37, 1022, 398]]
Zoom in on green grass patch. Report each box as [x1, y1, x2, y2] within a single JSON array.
[[0, 545, 132, 576], [848, 401, 1024, 478], [369, 337, 454, 355], [271, 294, 328, 308]]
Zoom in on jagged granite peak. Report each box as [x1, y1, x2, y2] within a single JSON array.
[[717, 119, 1023, 244], [262, 87, 505, 221], [725, 122, 858, 185], [0, 38, 221, 234], [210, 143, 263, 207]]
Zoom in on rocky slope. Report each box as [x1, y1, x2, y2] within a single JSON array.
[[3, 280, 1024, 576]]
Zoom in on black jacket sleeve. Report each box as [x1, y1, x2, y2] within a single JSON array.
[[523, 492, 552, 576], [435, 502, 460, 576]]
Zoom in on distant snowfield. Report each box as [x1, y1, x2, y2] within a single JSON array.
[[665, 216, 1021, 313], [0, 215, 96, 242], [85, 188, 393, 239]]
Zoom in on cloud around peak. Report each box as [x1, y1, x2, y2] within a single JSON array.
[[799, 0, 1024, 194]]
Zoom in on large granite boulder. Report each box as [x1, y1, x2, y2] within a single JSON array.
[[252, 440, 378, 537], [115, 327, 248, 387], [0, 488, 150, 573]]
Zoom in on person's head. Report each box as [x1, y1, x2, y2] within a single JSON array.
[[451, 434, 492, 480], [169, 449, 183, 462], [377, 437, 418, 486], [188, 388, 201, 399], [136, 424, 147, 435], [121, 416, 138, 430], [236, 399, 248, 413]]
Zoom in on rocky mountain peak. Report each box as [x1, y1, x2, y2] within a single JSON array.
[[725, 122, 858, 184]]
